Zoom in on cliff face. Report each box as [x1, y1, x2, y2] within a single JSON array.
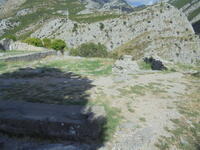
[[0, 1, 200, 64], [0, 0, 25, 18], [169, 0, 200, 23], [79, 0, 133, 14], [169, 0, 200, 35], [32, 3, 200, 64]]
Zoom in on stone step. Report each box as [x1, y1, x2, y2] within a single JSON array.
[[0, 101, 106, 142]]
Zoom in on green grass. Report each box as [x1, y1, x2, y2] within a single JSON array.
[[188, 7, 200, 21], [169, 0, 193, 9], [73, 13, 121, 23], [169, 0, 200, 21], [139, 117, 146, 122], [101, 103, 122, 142], [41, 58, 115, 76], [138, 61, 152, 70], [0, 56, 122, 143], [0, 50, 37, 57], [156, 77, 200, 150], [118, 82, 167, 97], [0, 61, 35, 74], [92, 96, 122, 142], [130, 85, 146, 96], [0, 62, 7, 72], [126, 101, 135, 113], [0, 57, 115, 76]]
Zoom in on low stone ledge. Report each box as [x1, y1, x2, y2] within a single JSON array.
[[0, 50, 57, 62], [0, 101, 106, 142]]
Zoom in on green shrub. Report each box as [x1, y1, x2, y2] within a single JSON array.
[[24, 37, 43, 47], [70, 42, 108, 58], [51, 39, 66, 54], [43, 38, 52, 48], [70, 48, 80, 56], [72, 23, 78, 32], [99, 23, 105, 30], [5, 35, 17, 41]]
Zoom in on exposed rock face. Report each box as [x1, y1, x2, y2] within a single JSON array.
[[32, 3, 200, 64], [172, 0, 200, 23], [79, 0, 133, 14], [0, 0, 26, 18], [0, 38, 13, 50], [0, 38, 47, 51], [9, 41, 47, 51], [112, 55, 140, 74], [169, 0, 200, 35], [0, 18, 19, 37]]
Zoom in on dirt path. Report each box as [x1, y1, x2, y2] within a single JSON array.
[[92, 72, 189, 150]]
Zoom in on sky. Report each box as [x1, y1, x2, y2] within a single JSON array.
[[125, 0, 160, 6]]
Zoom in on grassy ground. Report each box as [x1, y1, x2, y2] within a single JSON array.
[[156, 74, 200, 150], [1, 56, 200, 147], [0, 56, 115, 76], [40, 57, 115, 77], [0, 56, 119, 142], [0, 50, 37, 58]]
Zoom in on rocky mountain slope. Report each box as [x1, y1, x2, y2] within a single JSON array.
[[79, 0, 133, 14], [32, 3, 200, 64], [0, 1, 200, 65], [169, 0, 200, 35], [169, 0, 200, 23], [0, 0, 132, 39]]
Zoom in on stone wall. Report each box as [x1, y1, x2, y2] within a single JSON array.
[[0, 50, 57, 62], [10, 41, 48, 51], [0, 39, 48, 51]]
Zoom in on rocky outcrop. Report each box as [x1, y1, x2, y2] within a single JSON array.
[[0, 0, 26, 18], [169, 0, 200, 34], [0, 38, 13, 50], [32, 3, 200, 64], [79, 0, 133, 14], [0, 38, 47, 51], [10, 41, 47, 51], [112, 55, 140, 74], [0, 18, 19, 37]]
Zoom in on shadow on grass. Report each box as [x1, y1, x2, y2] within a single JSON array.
[[0, 67, 108, 149]]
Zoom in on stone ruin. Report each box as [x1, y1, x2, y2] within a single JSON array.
[[0, 38, 13, 50], [112, 55, 140, 74], [112, 55, 168, 75], [0, 38, 48, 51]]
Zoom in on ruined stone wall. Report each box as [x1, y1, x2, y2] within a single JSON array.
[[0, 50, 56, 62], [10, 41, 48, 51]]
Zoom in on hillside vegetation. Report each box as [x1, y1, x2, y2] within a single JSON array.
[[169, 0, 200, 23], [0, 0, 123, 40]]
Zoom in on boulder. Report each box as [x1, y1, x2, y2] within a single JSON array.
[[0, 38, 14, 50]]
